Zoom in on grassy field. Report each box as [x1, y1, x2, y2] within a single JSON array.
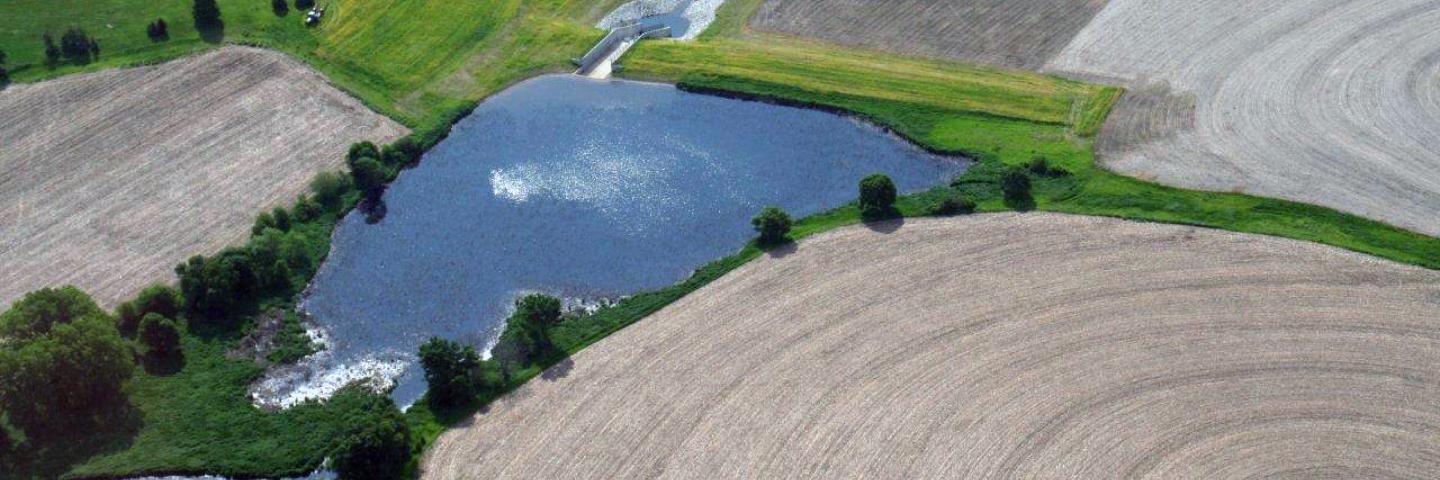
[[0, 0, 609, 131]]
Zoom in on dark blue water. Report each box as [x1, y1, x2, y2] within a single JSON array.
[[283, 75, 965, 406]]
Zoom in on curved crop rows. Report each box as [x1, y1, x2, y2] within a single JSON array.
[[422, 213, 1440, 479], [0, 46, 406, 307], [1047, 0, 1440, 236]]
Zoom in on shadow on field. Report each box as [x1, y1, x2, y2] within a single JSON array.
[[765, 241, 798, 259], [863, 216, 905, 234], [541, 357, 575, 381], [4, 401, 143, 478]]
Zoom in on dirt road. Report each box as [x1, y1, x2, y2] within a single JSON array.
[[0, 46, 406, 308], [422, 213, 1440, 478]]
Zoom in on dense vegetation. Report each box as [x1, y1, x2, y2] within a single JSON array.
[[751, 206, 793, 246]]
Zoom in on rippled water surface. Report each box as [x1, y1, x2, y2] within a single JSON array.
[[279, 75, 966, 405]]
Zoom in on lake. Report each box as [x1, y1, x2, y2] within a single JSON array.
[[256, 74, 966, 407]]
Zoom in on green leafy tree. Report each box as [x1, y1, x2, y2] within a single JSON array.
[[175, 249, 257, 318], [0, 287, 133, 434], [351, 157, 387, 200], [930, 195, 976, 216], [116, 284, 182, 337], [252, 211, 276, 236], [193, 0, 223, 33], [329, 388, 410, 480], [272, 0, 289, 16], [418, 337, 481, 407], [294, 193, 323, 222], [271, 206, 292, 231], [346, 141, 381, 170], [138, 313, 181, 359], [1001, 167, 1033, 210], [858, 173, 897, 219], [491, 294, 563, 374], [751, 206, 793, 246]]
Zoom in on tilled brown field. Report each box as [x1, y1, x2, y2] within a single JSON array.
[[423, 213, 1440, 479], [0, 46, 406, 308], [749, 0, 1108, 69], [1047, 0, 1440, 236]]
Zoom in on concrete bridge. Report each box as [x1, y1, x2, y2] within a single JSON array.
[[575, 22, 672, 79]]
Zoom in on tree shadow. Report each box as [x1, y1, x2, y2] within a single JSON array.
[[142, 351, 186, 376], [862, 216, 905, 234], [1004, 194, 1036, 212], [6, 399, 143, 479], [197, 22, 225, 44], [763, 240, 798, 259], [540, 357, 574, 381], [363, 197, 388, 224]]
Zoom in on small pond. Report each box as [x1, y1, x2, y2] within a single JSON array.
[[258, 75, 966, 407]]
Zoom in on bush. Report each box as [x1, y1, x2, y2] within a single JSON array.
[[751, 206, 792, 246], [1027, 156, 1068, 177], [252, 211, 276, 237], [858, 173, 897, 219], [175, 248, 257, 319], [1001, 167, 1034, 210], [138, 313, 181, 358], [0, 287, 133, 434], [930, 195, 977, 216], [146, 19, 169, 41], [271, 0, 289, 16], [350, 157, 387, 200], [42, 33, 59, 66], [294, 194, 323, 222], [418, 337, 481, 407], [116, 284, 182, 337], [329, 388, 410, 480], [271, 206, 292, 231], [310, 171, 353, 207]]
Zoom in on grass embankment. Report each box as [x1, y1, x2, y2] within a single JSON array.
[[0, 0, 609, 131]]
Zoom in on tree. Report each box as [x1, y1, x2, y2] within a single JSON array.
[[271, 0, 289, 16], [116, 284, 182, 337], [271, 206, 292, 231], [418, 337, 481, 407], [1001, 167, 1033, 210], [347, 141, 381, 170], [491, 294, 563, 374], [138, 313, 181, 359], [380, 137, 422, 169], [350, 157, 387, 200], [329, 388, 410, 480], [751, 206, 793, 246], [858, 173, 897, 219], [176, 249, 257, 318], [294, 194, 322, 222], [252, 211, 276, 236], [193, 0, 223, 37], [0, 287, 133, 433]]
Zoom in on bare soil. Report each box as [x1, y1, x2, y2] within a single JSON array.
[[749, 0, 1109, 69], [422, 213, 1440, 479], [0, 46, 406, 308], [1048, 0, 1440, 236]]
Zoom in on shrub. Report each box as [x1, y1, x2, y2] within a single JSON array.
[[294, 194, 323, 222], [59, 28, 98, 64], [930, 195, 977, 216], [310, 171, 353, 207], [1001, 167, 1034, 210], [42, 33, 59, 66], [418, 337, 481, 407], [271, 206, 292, 231], [146, 19, 169, 41], [176, 249, 257, 319], [271, 0, 289, 16], [1027, 156, 1068, 177], [138, 313, 181, 359], [329, 388, 410, 480], [751, 206, 792, 246], [858, 173, 898, 219], [252, 211, 276, 237]]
